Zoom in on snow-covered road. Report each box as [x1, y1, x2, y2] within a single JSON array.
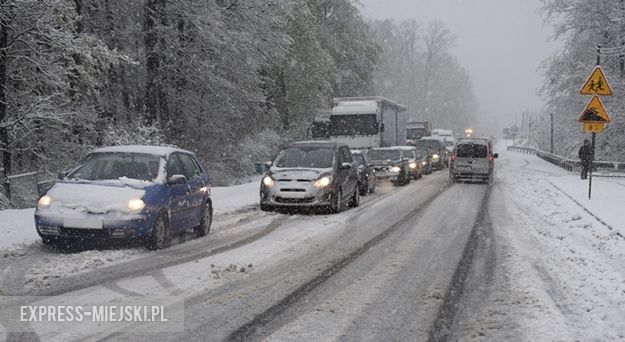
[[1, 146, 624, 341], [452, 148, 625, 341]]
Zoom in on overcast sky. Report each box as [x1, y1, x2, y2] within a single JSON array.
[[359, 0, 562, 132]]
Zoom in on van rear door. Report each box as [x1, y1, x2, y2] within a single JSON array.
[[454, 143, 489, 175]]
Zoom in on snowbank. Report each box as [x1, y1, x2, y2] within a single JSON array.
[[0, 208, 38, 250]]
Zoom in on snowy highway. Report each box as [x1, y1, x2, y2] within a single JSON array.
[[2, 148, 625, 341]]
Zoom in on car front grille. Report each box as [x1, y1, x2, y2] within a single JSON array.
[[275, 197, 316, 204]]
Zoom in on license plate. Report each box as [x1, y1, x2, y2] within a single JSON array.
[[456, 165, 471, 170], [63, 217, 103, 229]]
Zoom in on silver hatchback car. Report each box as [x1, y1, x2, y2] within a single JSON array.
[[449, 138, 498, 183]]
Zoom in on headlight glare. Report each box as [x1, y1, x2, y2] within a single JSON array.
[[390, 166, 401, 173], [409, 162, 417, 169], [422, 161, 427, 166], [263, 176, 275, 187], [38, 195, 52, 209], [432, 154, 440, 160], [127, 199, 145, 212], [314, 176, 333, 188]]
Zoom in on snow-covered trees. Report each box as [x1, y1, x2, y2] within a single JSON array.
[[369, 19, 477, 133], [540, 0, 625, 160], [0, 0, 383, 194]]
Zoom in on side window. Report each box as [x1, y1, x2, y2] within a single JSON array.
[[341, 148, 352, 163], [178, 153, 201, 180], [166, 154, 183, 178], [337, 149, 346, 164]]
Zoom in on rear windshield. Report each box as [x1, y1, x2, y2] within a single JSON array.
[[456, 144, 488, 158], [368, 149, 401, 161], [352, 153, 365, 165], [415, 139, 442, 150]]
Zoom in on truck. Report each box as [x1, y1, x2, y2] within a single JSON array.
[[328, 96, 408, 149], [406, 121, 432, 142]]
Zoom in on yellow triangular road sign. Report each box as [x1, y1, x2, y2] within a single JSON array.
[[580, 66, 612, 96], [578, 96, 610, 123]]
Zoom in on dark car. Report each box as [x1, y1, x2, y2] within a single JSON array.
[[367, 147, 411, 186], [351, 150, 377, 195], [399, 146, 423, 179], [415, 137, 447, 170], [260, 141, 360, 213], [35, 146, 213, 250], [414, 146, 433, 174]]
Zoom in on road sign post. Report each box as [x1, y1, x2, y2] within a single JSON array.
[[578, 46, 612, 200]]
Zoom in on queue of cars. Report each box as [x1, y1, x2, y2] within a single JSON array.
[[33, 136, 495, 250]]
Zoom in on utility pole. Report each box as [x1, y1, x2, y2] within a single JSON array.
[[550, 112, 554, 154]]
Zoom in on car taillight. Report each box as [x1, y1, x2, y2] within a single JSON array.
[[488, 155, 494, 161], [450, 154, 456, 161]]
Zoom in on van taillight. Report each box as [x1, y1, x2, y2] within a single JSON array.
[[488, 155, 494, 161]]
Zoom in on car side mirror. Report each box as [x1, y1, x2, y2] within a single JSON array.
[[493, 153, 499, 159], [168, 174, 187, 185], [340, 162, 352, 170], [264, 161, 272, 171], [58, 171, 67, 180]]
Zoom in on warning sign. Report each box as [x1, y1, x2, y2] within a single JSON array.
[[578, 96, 610, 123], [580, 66, 612, 96]]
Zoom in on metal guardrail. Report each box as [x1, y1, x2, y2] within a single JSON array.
[[506, 145, 625, 174]]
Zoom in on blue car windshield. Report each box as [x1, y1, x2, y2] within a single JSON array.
[[274, 148, 335, 169], [67, 152, 161, 181]]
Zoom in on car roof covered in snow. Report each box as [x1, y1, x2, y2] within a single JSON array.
[[369, 146, 402, 151], [287, 141, 347, 150], [397, 146, 417, 150], [92, 145, 192, 157]]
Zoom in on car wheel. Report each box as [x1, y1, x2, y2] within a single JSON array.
[[331, 189, 342, 214], [350, 187, 360, 208], [359, 181, 368, 196], [260, 203, 272, 212], [194, 202, 212, 237], [147, 213, 169, 250]]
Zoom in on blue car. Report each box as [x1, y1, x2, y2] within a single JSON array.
[[35, 145, 213, 249]]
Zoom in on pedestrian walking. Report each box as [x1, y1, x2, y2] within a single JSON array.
[[578, 139, 593, 179]]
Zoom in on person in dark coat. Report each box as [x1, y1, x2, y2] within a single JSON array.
[[578, 139, 593, 179]]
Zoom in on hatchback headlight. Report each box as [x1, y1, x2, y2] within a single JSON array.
[[38, 195, 52, 209], [409, 162, 417, 169], [422, 161, 427, 166], [313, 176, 333, 188], [390, 166, 401, 173], [127, 199, 145, 212], [432, 154, 440, 160], [263, 176, 275, 187]]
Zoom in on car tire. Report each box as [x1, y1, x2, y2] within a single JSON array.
[[350, 187, 360, 208], [331, 189, 342, 214], [359, 181, 368, 196], [260, 203, 271, 212], [194, 202, 212, 237], [147, 213, 169, 250]]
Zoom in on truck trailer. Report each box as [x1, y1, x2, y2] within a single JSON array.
[[329, 97, 407, 149]]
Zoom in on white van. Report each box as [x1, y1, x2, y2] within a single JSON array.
[[449, 138, 498, 183]]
